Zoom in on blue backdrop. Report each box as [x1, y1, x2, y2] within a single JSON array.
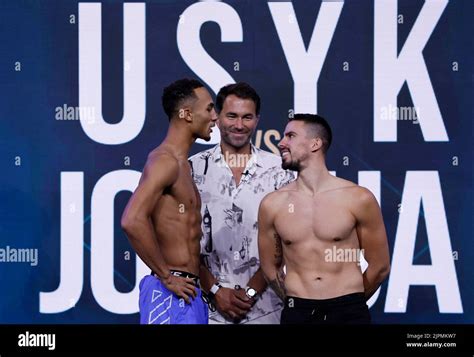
[[0, 0, 472, 323]]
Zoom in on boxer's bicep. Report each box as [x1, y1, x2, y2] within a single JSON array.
[[258, 195, 287, 300], [355, 189, 390, 268], [257, 195, 281, 279]]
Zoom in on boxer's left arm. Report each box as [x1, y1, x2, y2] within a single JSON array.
[[354, 188, 391, 299], [258, 194, 286, 301]]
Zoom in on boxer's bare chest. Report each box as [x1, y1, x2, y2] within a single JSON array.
[[274, 189, 357, 247]]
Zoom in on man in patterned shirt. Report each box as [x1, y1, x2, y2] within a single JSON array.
[[189, 82, 295, 324]]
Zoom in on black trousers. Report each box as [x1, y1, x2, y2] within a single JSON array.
[[280, 292, 371, 325]]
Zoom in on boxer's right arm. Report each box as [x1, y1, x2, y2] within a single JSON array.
[[121, 153, 197, 302], [258, 194, 286, 301], [199, 258, 216, 293]]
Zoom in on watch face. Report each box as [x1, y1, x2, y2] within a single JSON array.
[[246, 288, 257, 298]]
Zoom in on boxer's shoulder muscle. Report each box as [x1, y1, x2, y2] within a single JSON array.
[[260, 185, 295, 215], [145, 147, 179, 174]]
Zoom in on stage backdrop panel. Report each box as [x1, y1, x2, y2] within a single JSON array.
[[0, 0, 472, 323]]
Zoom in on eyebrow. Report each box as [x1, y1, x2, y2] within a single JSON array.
[[226, 112, 255, 117], [284, 131, 297, 136]]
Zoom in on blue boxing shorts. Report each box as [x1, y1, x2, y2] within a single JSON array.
[[139, 270, 209, 324]]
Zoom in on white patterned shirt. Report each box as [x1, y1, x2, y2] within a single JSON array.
[[189, 144, 295, 324]]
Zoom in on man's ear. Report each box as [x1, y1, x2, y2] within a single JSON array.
[[178, 107, 193, 123], [310, 137, 323, 152]]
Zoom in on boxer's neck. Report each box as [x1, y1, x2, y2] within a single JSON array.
[[162, 125, 194, 159], [297, 157, 331, 195]]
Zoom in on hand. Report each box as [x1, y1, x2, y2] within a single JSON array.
[[161, 275, 197, 304], [214, 287, 252, 321], [234, 288, 256, 307]]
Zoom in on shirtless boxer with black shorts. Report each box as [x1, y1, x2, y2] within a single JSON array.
[[258, 114, 390, 324]]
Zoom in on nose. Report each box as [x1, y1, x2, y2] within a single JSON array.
[[234, 117, 244, 130], [278, 137, 287, 149], [211, 108, 218, 122]]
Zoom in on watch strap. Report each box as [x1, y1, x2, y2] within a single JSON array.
[[209, 282, 222, 296]]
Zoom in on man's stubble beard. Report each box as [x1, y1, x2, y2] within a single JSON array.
[[282, 159, 301, 172], [222, 131, 252, 150]]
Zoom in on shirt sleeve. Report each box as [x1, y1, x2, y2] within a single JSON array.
[[275, 169, 296, 189]]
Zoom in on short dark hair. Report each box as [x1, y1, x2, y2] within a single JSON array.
[[289, 113, 332, 153], [162, 78, 204, 120], [216, 82, 261, 115]]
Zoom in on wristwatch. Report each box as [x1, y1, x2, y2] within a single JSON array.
[[209, 282, 222, 296], [245, 286, 258, 299]]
